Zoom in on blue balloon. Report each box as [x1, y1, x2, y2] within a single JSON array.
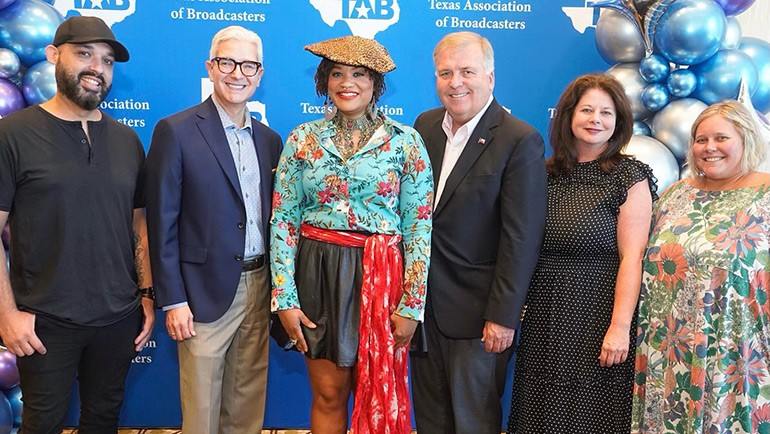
[[2, 386, 21, 428], [739, 37, 770, 113], [641, 83, 670, 112], [0, 79, 25, 117], [691, 49, 758, 105], [640, 53, 670, 83], [667, 69, 697, 98], [0, 0, 16, 11], [714, 0, 756, 16], [0, 0, 64, 67], [633, 120, 652, 136], [21, 60, 54, 105], [654, 0, 726, 65], [0, 393, 11, 434], [0, 49, 19, 79]]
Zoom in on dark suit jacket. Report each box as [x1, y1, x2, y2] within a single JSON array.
[[414, 99, 547, 339], [143, 97, 282, 323]]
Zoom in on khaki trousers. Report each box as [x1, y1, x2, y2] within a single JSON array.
[[178, 264, 270, 434]]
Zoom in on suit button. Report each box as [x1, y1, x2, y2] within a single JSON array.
[[237, 222, 245, 229], [235, 254, 243, 261]]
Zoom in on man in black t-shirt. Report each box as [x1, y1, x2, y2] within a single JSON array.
[[0, 16, 155, 432]]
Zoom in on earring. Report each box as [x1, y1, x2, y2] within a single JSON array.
[[366, 98, 377, 120]]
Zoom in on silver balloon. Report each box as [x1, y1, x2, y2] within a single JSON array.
[[605, 62, 653, 120], [623, 135, 680, 194], [595, 9, 646, 64], [22, 59, 55, 105], [651, 98, 707, 162], [722, 17, 742, 49], [0, 49, 19, 79]]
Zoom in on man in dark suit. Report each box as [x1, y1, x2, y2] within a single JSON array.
[[143, 26, 282, 434], [411, 31, 547, 433]]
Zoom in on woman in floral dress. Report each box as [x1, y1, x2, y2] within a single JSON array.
[[269, 36, 432, 434], [633, 100, 770, 433]]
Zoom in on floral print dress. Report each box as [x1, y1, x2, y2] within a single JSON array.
[[633, 181, 770, 434]]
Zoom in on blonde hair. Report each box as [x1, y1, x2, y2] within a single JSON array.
[[686, 100, 766, 176]]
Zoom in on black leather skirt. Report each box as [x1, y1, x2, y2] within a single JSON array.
[[295, 236, 364, 367]]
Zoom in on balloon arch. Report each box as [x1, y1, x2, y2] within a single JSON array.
[[595, 0, 770, 194]]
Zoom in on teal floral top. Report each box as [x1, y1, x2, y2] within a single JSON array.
[[269, 113, 433, 321], [633, 180, 770, 434]]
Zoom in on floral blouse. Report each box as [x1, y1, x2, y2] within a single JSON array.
[[270, 113, 434, 321]]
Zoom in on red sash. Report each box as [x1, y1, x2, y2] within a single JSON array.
[[300, 224, 412, 434]]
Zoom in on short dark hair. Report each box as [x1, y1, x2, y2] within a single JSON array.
[[313, 58, 386, 104], [547, 74, 634, 175]]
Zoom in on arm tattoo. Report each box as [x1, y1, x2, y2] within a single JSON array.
[[134, 232, 145, 287]]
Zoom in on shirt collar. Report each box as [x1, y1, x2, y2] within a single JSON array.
[[441, 95, 494, 139], [211, 94, 251, 130]]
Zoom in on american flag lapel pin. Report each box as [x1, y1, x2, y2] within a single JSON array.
[[478, 137, 486, 145]]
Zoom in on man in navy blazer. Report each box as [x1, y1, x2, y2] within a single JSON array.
[[143, 26, 281, 434], [411, 32, 547, 433]]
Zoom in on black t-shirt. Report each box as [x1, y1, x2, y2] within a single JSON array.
[[0, 106, 144, 326]]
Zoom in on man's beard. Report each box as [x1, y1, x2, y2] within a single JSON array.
[[55, 63, 111, 111]]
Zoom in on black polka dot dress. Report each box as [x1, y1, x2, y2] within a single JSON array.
[[508, 158, 657, 434]]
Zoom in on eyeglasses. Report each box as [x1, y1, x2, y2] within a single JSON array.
[[211, 57, 262, 77]]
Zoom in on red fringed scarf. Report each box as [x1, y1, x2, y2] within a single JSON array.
[[300, 224, 412, 434]]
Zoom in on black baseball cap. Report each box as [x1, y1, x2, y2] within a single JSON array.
[[53, 16, 129, 62]]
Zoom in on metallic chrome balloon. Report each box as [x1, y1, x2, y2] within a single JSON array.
[[0, 49, 20, 79], [0, 0, 17, 10], [738, 37, 770, 113], [654, 0, 727, 65], [651, 98, 707, 161], [641, 83, 670, 112], [595, 9, 646, 64], [714, 0, 756, 17], [679, 164, 695, 180], [0, 78, 25, 117], [666, 69, 697, 98], [722, 17, 742, 49], [624, 135, 680, 194], [606, 63, 653, 120], [691, 49, 758, 105], [0, 0, 64, 67], [633, 120, 652, 136], [640, 53, 670, 83], [22, 59, 55, 105]]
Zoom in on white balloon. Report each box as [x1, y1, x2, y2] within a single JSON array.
[[624, 135, 680, 194], [651, 98, 708, 161]]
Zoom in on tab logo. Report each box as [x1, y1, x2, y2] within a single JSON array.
[[310, 0, 400, 39], [73, 0, 130, 10], [341, 0, 395, 20], [54, 0, 136, 26]]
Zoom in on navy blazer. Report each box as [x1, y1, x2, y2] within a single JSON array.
[[144, 97, 282, 323], [414, 100, 547, 339]]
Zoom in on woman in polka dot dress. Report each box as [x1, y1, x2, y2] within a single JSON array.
[[507, 74, 657, 434]]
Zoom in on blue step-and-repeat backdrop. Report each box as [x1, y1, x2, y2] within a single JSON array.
[[0, 0, 764, 429], [79, 0, 607, 427]]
